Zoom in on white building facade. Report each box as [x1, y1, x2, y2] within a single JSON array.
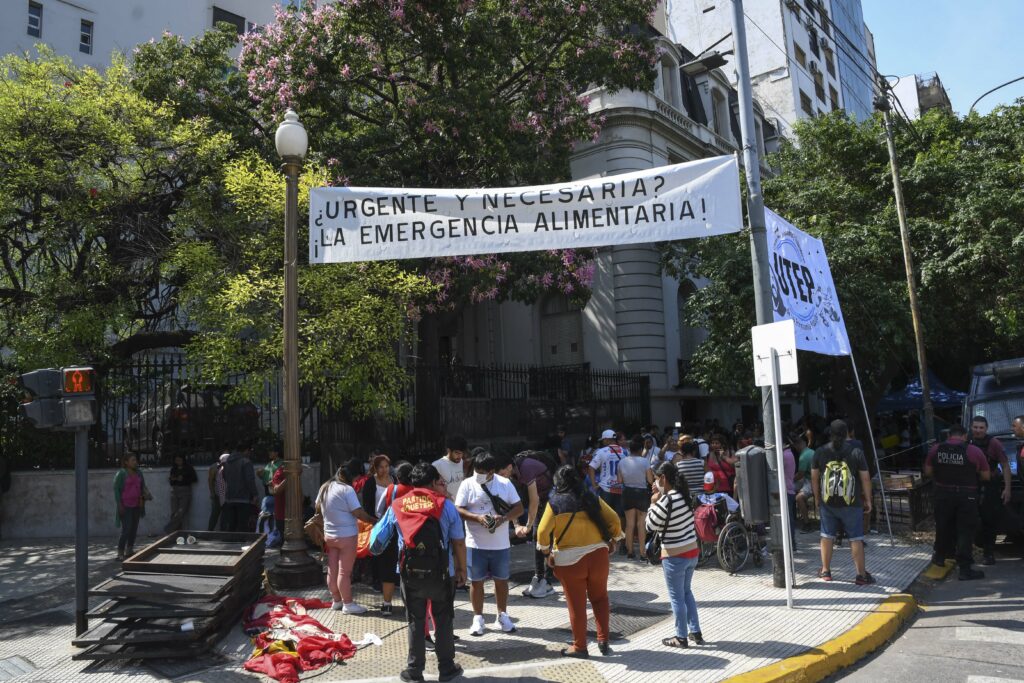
[[418, 28, 807, 431], [667, 0, 877, 139], [1, 0, 278, 67]]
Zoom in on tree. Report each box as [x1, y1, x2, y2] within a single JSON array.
[[0, 48, 230, 369], [236, 0, 659, 308], [662, 105, 1024, 420]]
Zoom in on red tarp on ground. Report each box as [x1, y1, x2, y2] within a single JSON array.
[[242, 596, 356, 683]]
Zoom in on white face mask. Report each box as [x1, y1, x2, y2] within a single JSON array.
[[655, 480, 664, 493], [474, 472, 491, 484]]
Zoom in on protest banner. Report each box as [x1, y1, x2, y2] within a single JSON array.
[[309, 155, 742, 263], [766, 207, 851, 356]]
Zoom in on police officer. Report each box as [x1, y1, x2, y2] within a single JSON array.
[[925, 425, 990, 580], [968, 416, 1011, 565], [1012, 415, 1024, 486]]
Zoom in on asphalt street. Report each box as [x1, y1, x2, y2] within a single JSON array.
[[838, 545, 1024, 683]]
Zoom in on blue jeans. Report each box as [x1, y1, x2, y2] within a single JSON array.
[[467, 547, 511, 582], [662, 555, 700, 638]]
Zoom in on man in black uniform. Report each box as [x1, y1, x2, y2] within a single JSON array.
[[968, 416, 1011, 565], [1013, 415, 1024, 486], [925, 425, 990, 580]]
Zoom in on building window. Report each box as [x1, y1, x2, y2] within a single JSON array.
[[711, 89, 727, 136], [27, 1, 42, 38], [829, 85, 839, 111], [825, 50, 835, 77], [540, 294, 583, 367], [808, 27, 820, 58], [80, 20, 94, 54], [212, 6, 246, 34], [820, 7, 831, 36], [814, 71, 825, 102], [800, 90, 813, 116], [794, 44, 806, 68]]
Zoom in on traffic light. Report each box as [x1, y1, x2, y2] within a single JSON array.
[[61, 366, 96, 428], [17, 366, 97, 429], [18, 369, 63, 429]]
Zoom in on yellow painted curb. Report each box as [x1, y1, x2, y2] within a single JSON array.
[[921, 560, 955, 581], [722, 593, 917, 683]]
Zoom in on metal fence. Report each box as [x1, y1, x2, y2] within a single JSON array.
[[3, 358, 650, 471]]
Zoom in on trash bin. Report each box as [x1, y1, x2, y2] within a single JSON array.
[[735, 445, 770, 524]]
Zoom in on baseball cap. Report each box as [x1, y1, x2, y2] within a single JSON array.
[[601, 429, 616, 440], [703, 471, 715, 491]]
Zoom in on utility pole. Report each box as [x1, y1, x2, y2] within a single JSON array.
[[730, 0, 785, 587], [875, 79, 935, 441]]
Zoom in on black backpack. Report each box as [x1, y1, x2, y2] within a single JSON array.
[[400, 515, 448, 585]]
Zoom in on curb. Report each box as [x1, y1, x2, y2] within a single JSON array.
[[721, 560, 955, 683]]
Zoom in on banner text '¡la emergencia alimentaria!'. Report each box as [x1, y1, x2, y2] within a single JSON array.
[[308, 154, 744, 263]]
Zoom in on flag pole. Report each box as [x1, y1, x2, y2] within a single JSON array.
[[850, 353, 895, 546]]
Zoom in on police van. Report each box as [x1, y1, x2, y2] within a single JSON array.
[[964, 357, 1024, 541]]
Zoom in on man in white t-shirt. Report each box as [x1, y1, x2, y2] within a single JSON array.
[[589, 429, 625, 515], [454, 451, 523, 637], [432, 435, 468, 501]]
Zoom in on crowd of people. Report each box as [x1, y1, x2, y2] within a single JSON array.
[[107, 410, 1024, 681]]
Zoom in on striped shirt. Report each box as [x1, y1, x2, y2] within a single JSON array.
[[677, 458, 706, 496], [645, 490, 697, 555]]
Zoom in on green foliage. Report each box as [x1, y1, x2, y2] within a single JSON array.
[[662, 105, 1024, 407], [0, 48, 229, 369]]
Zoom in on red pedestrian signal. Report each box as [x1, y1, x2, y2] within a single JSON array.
[[62, 367, 94, 395]]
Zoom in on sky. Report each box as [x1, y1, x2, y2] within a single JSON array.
[[861, 0, 1024, 115]]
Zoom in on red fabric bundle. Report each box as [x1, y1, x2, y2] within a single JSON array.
[[243, 595, 357, 682]]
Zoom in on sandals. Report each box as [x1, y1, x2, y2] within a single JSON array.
[[818, 568, 832, 581], [662, 636, 688, 648]]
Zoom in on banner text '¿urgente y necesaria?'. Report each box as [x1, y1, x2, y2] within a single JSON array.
[[309, 155, 743, 263]]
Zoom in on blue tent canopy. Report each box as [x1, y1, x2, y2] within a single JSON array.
[[877, 371, 966, 412]]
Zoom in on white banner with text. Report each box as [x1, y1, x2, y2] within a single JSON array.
[[767, 207, 851, 357], [308, 155, 742, 263]]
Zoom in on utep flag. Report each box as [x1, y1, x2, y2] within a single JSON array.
[[766, 208, 851, 356]]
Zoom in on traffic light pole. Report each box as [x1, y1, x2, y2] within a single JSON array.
[[74, 427, 89, 636], [730, 0, 784, 587]]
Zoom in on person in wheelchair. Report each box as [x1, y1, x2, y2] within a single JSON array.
[[697, 472, 739, 516]]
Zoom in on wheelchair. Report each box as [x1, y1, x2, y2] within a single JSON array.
[[694, 496, 765, 574]]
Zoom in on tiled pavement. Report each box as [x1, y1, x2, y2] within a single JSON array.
[[0, 533, 931, 682]]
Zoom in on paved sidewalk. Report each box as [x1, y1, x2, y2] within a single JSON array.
[[0, 534, 930, 682]]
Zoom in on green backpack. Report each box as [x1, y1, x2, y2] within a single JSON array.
[[821, 457, 856, 506]]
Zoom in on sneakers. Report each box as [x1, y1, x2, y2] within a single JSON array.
[[818, 568, 832, 582], [524, 578, 554, 599], [469, 614, 486, 636], [496, 611, 516, 633], [342, 602, 367, 615], [380, 603, 393, 617], [399, 670, 425, 682], [424, 634, 435, 651], [959, 568, 985, 581], [981, 554, 996, 566], [598, 640, 612, 655], [691, 632, 706, 645], [855, 572, 876, 586], [331, 600, 345, 610]]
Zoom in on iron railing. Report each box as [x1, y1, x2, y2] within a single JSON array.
[[4, 359, 650, 471]]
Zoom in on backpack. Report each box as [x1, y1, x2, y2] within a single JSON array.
[[400, 516, 448, 585], [694, 503, 719, 542], [821, 457, 856, 506]]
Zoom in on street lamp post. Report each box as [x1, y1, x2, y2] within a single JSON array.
[[268, 109, 322, 588]]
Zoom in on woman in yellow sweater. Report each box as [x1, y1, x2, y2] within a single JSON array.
[[537, 464, 624, 658]]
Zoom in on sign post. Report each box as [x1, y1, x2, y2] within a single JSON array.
[[752, 320, 798, 609]]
